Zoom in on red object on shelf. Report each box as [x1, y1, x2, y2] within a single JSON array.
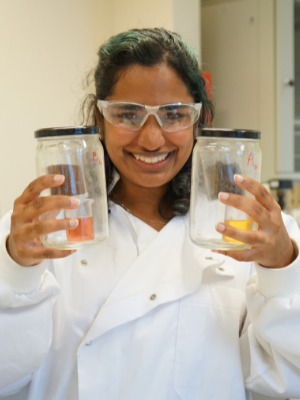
[[201, 71, 214, 126], [202, 71, 212, 100]]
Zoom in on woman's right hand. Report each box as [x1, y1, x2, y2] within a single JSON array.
[[7, 175, 80, 267]]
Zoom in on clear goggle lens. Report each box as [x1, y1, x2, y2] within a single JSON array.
[[97, 101, 202, 132]]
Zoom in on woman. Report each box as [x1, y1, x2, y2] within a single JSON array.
[[1, 28, 300, 400]]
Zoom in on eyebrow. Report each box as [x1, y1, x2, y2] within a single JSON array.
[[160, 104, 188, 110], [112, 104, 142, 111]]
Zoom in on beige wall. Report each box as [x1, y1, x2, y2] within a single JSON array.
[[112, 0, 173, 33], [202, 0, 277, 183], [0, 0, 201, 218], [174, 0, 201, 61], [0, 0, 114, 217], [111, 0, 200, 57]]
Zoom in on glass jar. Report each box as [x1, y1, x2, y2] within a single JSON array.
[[35, 126, 108, 250], [190, 128, 261, 250]]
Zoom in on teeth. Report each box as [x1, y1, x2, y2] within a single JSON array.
[[133, 153, 169, 164]]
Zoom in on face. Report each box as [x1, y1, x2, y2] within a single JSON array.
[[101, 63, 197, 190]]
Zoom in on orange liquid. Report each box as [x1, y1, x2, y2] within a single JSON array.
[[223, 219, 252, 244], [66, 216, 94, 242]]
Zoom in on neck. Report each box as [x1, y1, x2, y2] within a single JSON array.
[[110, 179, 173, 229]]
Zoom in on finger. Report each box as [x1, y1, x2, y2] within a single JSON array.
[[233, 174, 280, 212], [16, 244, 77, 262], [17, 175, 66, 205], [16, 218, 79, 241], [219, 192, 270, 227], [20, 195, 80, 222], [213, 247, 260, 262], [216, 222, 265, 246]]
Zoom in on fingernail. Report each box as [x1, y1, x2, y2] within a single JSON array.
[[69, 219, 78, 227], [216, 223, 225, 232], [219, 192, 229, 201], [70, 197, 80, 206], [54, 175, 65, 182], [234, 174, 244, 183]]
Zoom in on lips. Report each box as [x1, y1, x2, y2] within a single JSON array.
[[132, 153, 169, 164], [127, 151, 174, 169]]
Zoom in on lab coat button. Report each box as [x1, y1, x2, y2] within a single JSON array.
[[85, 341, 92, 346], [149, 294, 156, 300], [218, 267, 225, 271], [81, 260, 88, 266], [205, 256, 213, 260]]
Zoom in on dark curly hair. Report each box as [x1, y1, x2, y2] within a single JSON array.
[[82, 27, 214, 218]]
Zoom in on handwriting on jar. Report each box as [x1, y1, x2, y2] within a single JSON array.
[[93, 152, 102, 165], [247, 152, 258, 169]]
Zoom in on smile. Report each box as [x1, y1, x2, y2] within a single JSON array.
[[132, 153, 170, 164]]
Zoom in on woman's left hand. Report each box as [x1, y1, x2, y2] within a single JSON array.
[[215, 174, 297, 268]]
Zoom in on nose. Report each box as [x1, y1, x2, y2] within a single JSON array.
[[137, 115, 165, 150]]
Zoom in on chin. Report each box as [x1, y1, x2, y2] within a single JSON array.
[[132, 176, 173, 188]]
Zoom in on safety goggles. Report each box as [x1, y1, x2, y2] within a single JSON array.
[[97, 100, 202, 133]]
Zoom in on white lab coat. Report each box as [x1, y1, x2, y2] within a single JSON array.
[[1, 202, 300, 400]]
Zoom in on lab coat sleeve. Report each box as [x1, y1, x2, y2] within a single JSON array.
[[241, 213, 300, 398], [0, 212, 60, 396]]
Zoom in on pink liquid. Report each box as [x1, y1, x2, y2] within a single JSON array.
[[66, 216, 94, 242]]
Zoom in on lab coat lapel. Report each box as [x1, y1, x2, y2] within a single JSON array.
[[82, 216, 224, 345]]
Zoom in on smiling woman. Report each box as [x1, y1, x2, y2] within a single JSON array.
[[98, 64, 201, 227], [1, 27, 300, 400], [82, 28, 213, 225]]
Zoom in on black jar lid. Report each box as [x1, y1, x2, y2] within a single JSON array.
[[34, 126, 100, 138], [197, 128, 261, 139]]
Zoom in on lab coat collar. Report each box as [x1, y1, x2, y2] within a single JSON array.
[[81, 213, 225, 345]]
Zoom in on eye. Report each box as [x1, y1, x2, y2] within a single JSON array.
[[115, 111, 137, 120], [162, 109, 188, 124], [110, 105, 142, 123], [165, 110, 184, 120]]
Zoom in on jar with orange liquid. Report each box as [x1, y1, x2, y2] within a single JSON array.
[[35, 126, 108, 250], [189, 128, 261, 250]]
